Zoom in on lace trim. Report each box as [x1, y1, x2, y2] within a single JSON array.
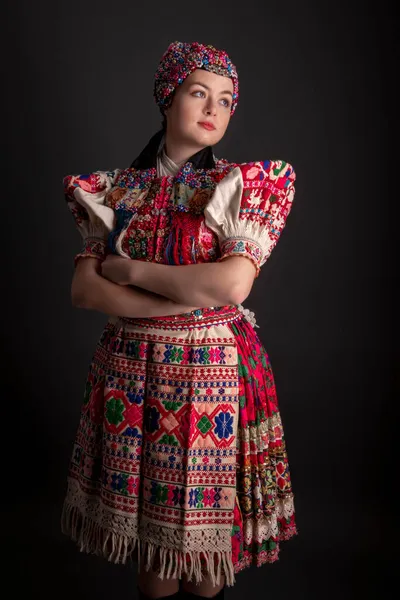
[[242, 494, 295, 544], [61, 478, 295, 586], [62, 477, 235, 586]]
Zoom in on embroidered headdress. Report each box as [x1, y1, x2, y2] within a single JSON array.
[[154, 41, 239, 116]]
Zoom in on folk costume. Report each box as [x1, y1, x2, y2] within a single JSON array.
[[61, 41, 297, 587]]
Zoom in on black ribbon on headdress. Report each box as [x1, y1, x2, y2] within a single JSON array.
[[130, 129, 215, 170]]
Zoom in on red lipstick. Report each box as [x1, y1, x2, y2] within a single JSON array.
[[198, 121, 216, 131]]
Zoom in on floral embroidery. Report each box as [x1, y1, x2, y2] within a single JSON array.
[[214, 412, 234, 439], [237, 161, 296, 267], [219, 238, 263, 276], [62, 157, 297, 584], [74, 237, 107, 265]]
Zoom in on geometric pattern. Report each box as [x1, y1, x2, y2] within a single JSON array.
[[62, 158, 297, 586], [62, 307, 297, 586]]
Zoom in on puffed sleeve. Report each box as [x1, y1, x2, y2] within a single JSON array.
[[63, 169, 120, 264], [204, 160, 296, 277]]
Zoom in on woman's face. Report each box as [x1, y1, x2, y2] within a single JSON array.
[[164, 69, 234, 149]]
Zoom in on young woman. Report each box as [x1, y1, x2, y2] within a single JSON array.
[[62, 41, 297, 600]]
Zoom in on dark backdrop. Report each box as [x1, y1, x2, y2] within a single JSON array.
[[3, 1, 395, 598]]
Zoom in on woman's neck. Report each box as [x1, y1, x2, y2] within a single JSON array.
[[164, 131, 205, 165]]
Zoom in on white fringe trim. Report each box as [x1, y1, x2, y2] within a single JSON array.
[[61, 502, 236, 587]]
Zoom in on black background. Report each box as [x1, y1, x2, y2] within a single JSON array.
[[3, 1, 396, 598]]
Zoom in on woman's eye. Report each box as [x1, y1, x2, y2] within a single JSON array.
[[192, 90, 231, 108]]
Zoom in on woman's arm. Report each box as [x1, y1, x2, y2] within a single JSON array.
[[72, 258, 200, 318], [101, 255, 257, 307]]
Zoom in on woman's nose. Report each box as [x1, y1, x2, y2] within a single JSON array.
[[204, 99, 217, 116]]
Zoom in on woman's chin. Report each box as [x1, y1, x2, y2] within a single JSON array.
[[191, 129, 219, 147]]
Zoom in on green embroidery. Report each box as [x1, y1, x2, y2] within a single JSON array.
[[197, 415, 212, 434], [249, 355, 257, 370], [196, 486, 204, 508], [238, 354, 249, 380], [258, 407, 267, 425], [140, 239, 147, 256], [231, 323, 239, 336], [202, 347, 210, 362], [129, 236, 148, 259], [261, 352, 267, 369], [156, 484, 168, 504], [162, 400, 183, 411], [159, 434, 179, 446], [105, 397, 125, 426], [273, 161, 286, 176], [169, 347, 184, 363], [231, 524, 241, 535]]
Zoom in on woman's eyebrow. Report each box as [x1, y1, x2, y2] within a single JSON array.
[[189, 81, 233, 97]]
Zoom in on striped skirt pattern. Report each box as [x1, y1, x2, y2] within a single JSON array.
[[61, 305, 296, 587]]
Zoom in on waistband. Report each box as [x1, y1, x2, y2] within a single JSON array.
[[109, 305, 243, 331]]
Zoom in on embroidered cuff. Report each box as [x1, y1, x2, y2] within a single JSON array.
[[218, 238, 263, 277], [74, 237, 107, 266]]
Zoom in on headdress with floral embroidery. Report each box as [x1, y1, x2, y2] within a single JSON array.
[[154, 41, 239, 116]]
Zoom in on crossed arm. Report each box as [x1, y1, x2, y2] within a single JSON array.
[[72, 255, 256, 318]]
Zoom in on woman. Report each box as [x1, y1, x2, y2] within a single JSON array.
[[62, 41, 297, 600]]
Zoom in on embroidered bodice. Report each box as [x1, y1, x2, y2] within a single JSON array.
[[64, 157, 296, 278]]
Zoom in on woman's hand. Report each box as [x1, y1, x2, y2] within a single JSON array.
[[102, 254, 255, 306], [101, 254, 134, 285]]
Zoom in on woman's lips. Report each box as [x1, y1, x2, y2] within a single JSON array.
[[198, 122, 216, 131]]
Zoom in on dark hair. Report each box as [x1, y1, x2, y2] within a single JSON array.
[[160, 89, 176, 131], [130, 127, 215, 170]]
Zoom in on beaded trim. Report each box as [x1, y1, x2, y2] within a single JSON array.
[[154, 41, 239, 115]]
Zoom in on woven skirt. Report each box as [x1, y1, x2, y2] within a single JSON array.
[[61, 305, 297, 587]]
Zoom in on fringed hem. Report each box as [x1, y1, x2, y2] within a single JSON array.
[[61, 502, 236, 587], [61, 502, 136, 564], [145, 542, 235, 588]]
